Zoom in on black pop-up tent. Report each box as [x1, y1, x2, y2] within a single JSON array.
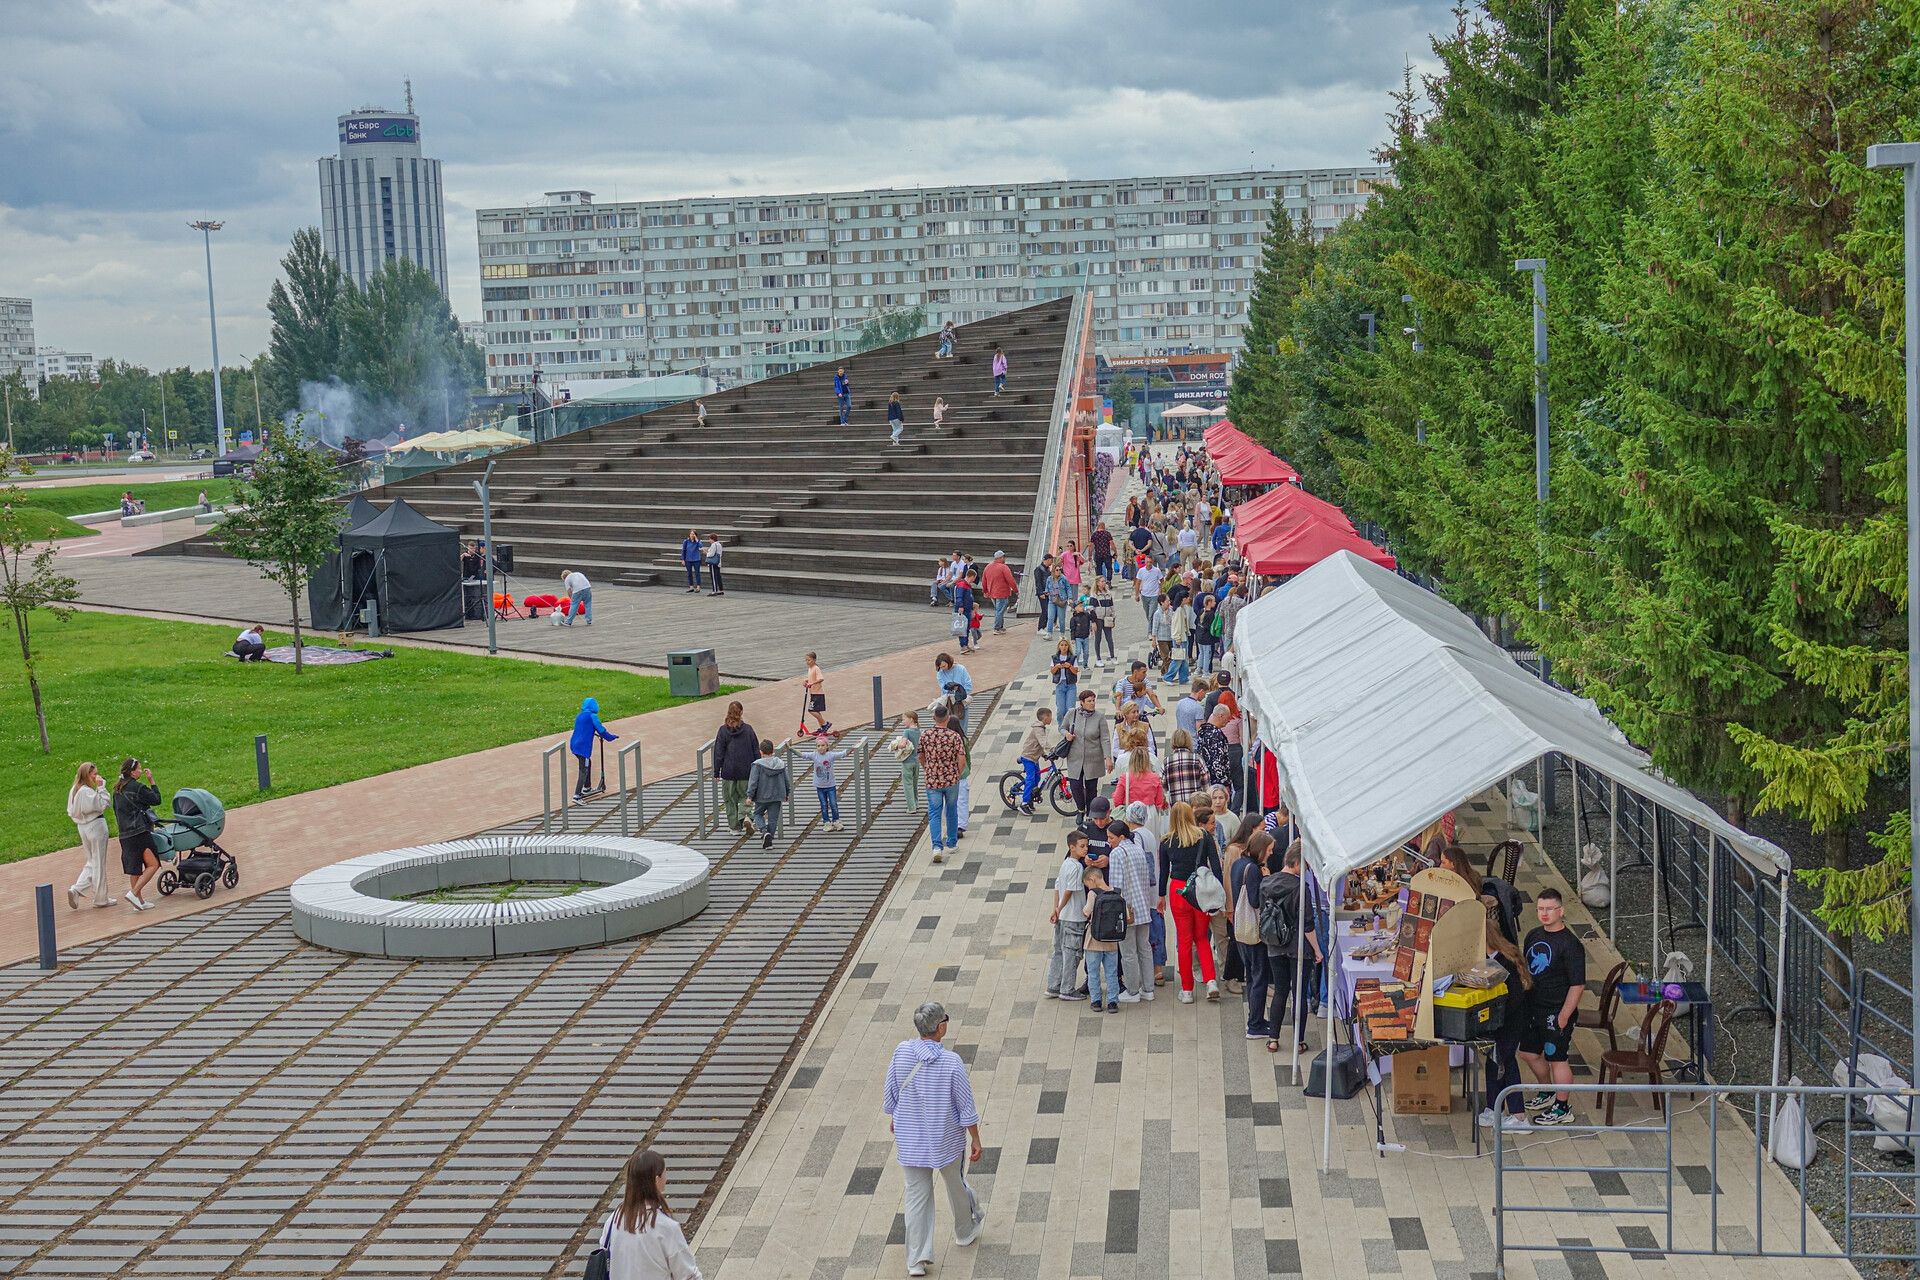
[[305, 496, 382, 629], [307, 497, 463, 632]]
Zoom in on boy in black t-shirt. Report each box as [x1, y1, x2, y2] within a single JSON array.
[[1516, 887, 1586, 1125]]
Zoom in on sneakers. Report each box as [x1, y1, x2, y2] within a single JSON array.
[[1500, 1112, 1533, 1133], [67, 887, 80, 910], [1178, 989, 1195, 1004], [1018, 803, 1036, 816], [1523, 1091, 1557, 1114], [761, 832, 774, 850], [1477, 1107, 1496, 1129], [1205, 980, 1220, 1002], [908, 1265, 929, 1277], [1057, 990, 1082, 1001], [127, 893, 152, 912], [931, 851, 945, 863], [1533, 1101, 1575, 1126], [1105, 1001, 1119, 1012], [1247, 1030, 1271, 1040], [1116, 992, 1141, 1004]]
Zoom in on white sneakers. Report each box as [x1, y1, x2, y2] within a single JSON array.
[[1116, 991, 1141, 1004], [1178, 989, 1195, 1004], [127, 893, 152, 912], [1205, 980, 1220, 1002]]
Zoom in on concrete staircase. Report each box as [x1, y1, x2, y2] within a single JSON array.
[[379, 300, 1072, 603]]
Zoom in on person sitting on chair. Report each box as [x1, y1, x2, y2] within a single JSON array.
[[232, 624, 266, 662]]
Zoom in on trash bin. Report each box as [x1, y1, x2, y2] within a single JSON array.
[[667, 648, 719, 697]]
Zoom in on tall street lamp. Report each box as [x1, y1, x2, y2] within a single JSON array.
[[1866, 140, 1920, 1145], [190, 221, 228, 457], [1403, 292, 1424, 443], [1515, 257, 1552, 809]]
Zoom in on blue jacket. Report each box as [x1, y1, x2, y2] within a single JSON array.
[[833, 373, 850, 397], [681, 537, 702, 564], [937, 663, 973, 702], [569, 697, 618, 756]]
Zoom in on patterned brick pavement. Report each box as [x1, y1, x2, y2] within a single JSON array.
[[690, 669, 1859, 1280], [0, 712, 992, 1280]]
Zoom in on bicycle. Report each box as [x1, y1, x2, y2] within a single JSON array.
[[997, 758, 1078, 816]]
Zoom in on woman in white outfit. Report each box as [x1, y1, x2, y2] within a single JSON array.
[[67, 762, 115, 909], [598, 1148, 702, 1280]]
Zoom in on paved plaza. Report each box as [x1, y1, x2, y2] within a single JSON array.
[[0, 711, 989, 1280], [689, 670, 1855, 1280], [57, 535, 957, 680]]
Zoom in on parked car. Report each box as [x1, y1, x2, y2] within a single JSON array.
[[127, 450, 155, 462], [189, 447, 213, 460]]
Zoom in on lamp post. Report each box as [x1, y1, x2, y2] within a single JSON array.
[[473, 459, 498, 654], [1402, 292, 1425, 443], [1867, 141, 1920, 1168], [1515, 257, 1553, 809], [190, 221, 228, 456]]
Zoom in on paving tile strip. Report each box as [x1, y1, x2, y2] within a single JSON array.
[[0, 695, 998, 1280]]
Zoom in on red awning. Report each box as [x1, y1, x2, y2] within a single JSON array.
[[1214, 442, 1300, 486], [1239, 520, 1397, 577], [1233, 484, 1356, 540]]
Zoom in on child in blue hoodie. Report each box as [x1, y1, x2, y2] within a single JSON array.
[[569, 697, 618, 800]]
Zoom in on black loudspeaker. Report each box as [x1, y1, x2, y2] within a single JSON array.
[[492, 543, 515, 573]]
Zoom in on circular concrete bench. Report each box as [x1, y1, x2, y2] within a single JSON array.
[[289, 835, 709, 959]]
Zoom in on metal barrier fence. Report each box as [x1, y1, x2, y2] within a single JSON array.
[[615, 741, 644, 836], [1558, 757, 1912, 1091], [1493, 1081, 1920, 1275], [539, 742, 569, 834]]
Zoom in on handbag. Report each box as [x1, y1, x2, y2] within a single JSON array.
[[1185, 861, 1227, 914], [1232, 873, 1262, 945], [583, 1213, 613, 1280]]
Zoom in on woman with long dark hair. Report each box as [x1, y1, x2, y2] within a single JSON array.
[[599, 1147, 702, 1279], [112, 757, 162, 911]]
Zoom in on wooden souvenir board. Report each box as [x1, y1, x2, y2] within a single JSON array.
[[1402, 866, 1482, 1040]]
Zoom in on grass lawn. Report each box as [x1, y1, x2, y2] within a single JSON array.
[[7, 507, 98, 541], [11, 478, 238, 519], [2, 609, 735, 864]]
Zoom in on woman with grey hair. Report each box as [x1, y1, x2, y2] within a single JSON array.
[[883, 1002, 986, 1277]]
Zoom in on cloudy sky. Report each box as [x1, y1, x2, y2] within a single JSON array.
[[0, 0, 1453, 369]]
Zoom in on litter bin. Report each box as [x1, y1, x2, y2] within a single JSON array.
[[667, 648, 719, 697]]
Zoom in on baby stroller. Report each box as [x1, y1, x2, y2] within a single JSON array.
[[152, 788, 240, 900]]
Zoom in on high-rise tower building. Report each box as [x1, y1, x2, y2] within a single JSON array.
[[318, 91, 448, 297]]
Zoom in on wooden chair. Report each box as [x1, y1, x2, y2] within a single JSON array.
[[1486, 839, 1523, 885], [1598, 999, 1678, 1125], [1574, 961, 1628, 1053]]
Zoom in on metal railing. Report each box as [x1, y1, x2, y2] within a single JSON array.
[[539, 743, 569, 834], [1494, 1081, 1920, 1275], [615, 741, 644, 835], [693, 743, 720, 837], [1561, 758, 1910, 1087], [1021, 287, 1093, 613]]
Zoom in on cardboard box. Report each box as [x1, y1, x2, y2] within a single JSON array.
[[1391, 1045, 1453, 1114]]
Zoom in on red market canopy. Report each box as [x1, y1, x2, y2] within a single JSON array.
[[1213, 441, 1301, 487], [1233, 483, 1357, 540], [1204, 421, 1251, 451], [1239, 519, 1397, 577]]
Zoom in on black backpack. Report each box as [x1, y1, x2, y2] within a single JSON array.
[[1088, 888, 1128, 943], [1258, 882, 1297, 952]]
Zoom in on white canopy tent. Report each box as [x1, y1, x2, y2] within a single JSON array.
[[1230, 551, 1793, 1164]]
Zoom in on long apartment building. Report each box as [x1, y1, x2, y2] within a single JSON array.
[[474, 167, 1387, 392]]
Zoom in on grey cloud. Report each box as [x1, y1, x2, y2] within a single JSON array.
[[0, 0, 1453, 365]]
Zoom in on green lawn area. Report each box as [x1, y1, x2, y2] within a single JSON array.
[[7, 507, 97, 541], [2, 610, 733, 863], [11, 478, 238, 518]]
